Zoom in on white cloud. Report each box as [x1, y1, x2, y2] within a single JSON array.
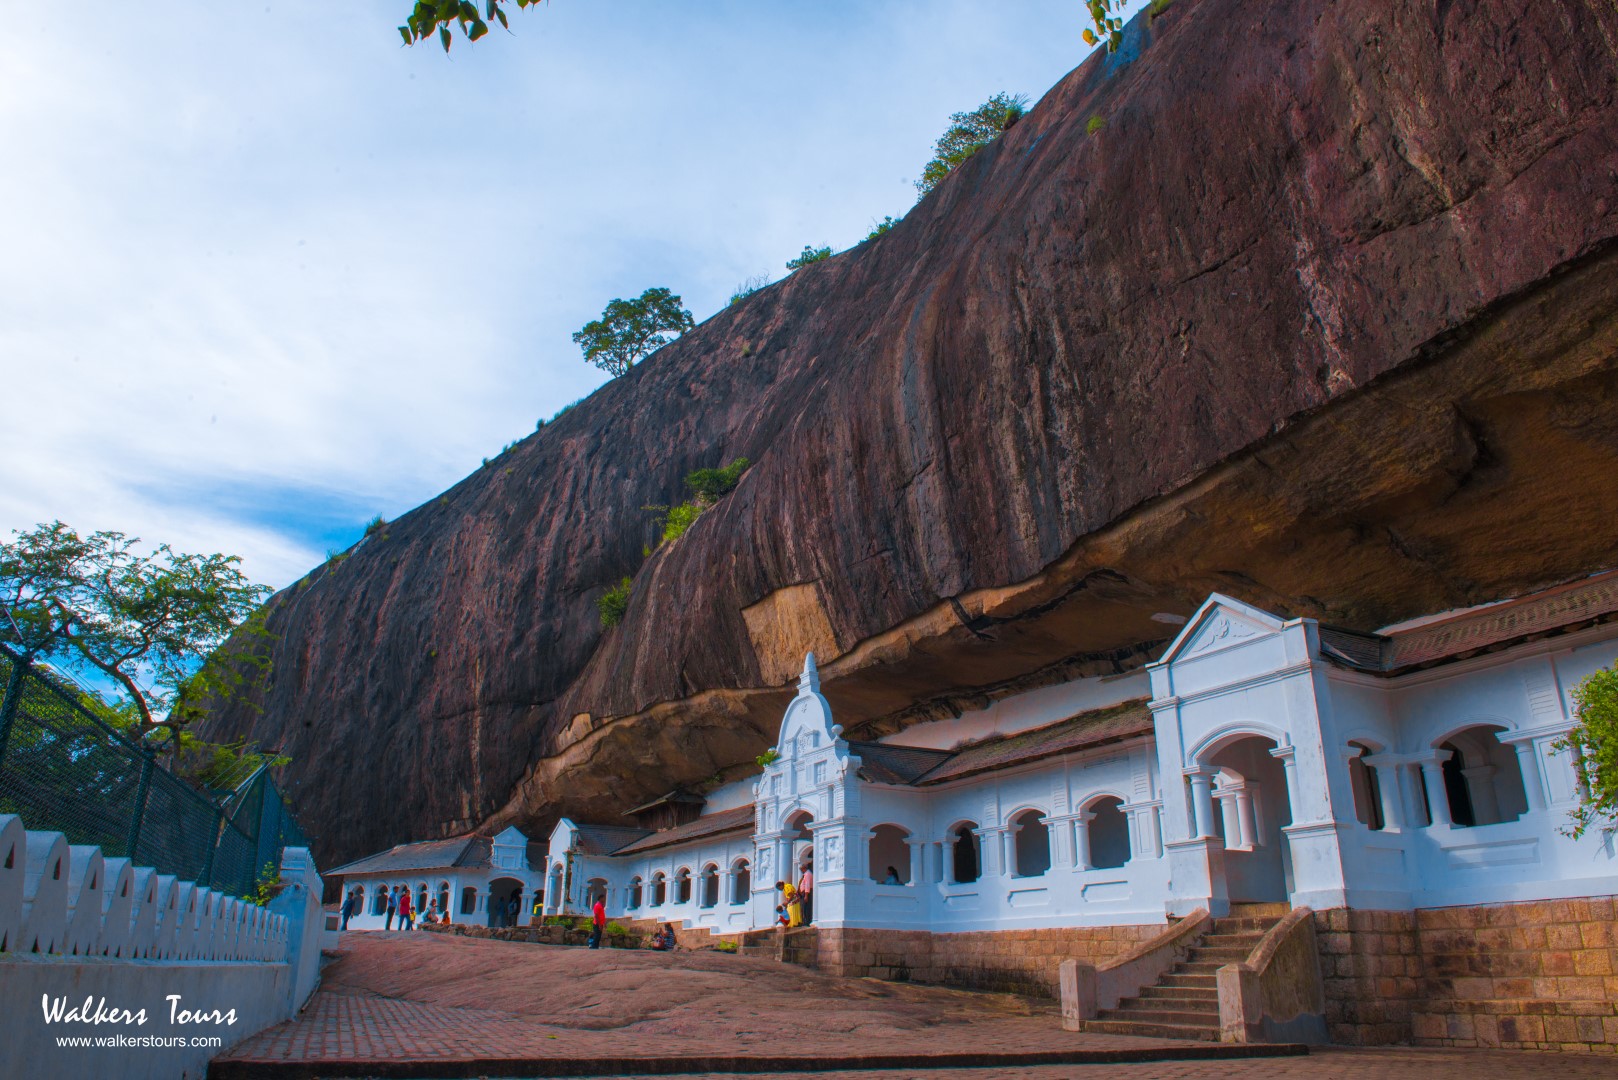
[[0, 0, 1095, 590]]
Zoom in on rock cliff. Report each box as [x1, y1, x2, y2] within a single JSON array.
[[199, 0, 1618, 867]]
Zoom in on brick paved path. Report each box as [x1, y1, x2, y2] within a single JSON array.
[[608, 1047, 1611, 1079]]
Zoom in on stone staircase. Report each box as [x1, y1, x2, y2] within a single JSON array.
[[737, 925, 817, 965], [1082, 903, 1288, 1041]]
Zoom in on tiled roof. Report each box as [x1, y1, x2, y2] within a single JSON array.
[[571, 823, 653, 856], [328, 836, 482, 877], [1321, 570, 1618, 675], [623, 790, 706, 818], [912, 699, 1154, 785], [847, 741, 952, 785], [612, 805, 757, 855]]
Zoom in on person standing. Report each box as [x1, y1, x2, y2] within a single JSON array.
[[398, 887, 413, 930], [588, 894, 606, 949], [340, 890, 355, 930], [797, 861, 814, 925], [775, 880, 802, 927], [385, 887, 398, 931]]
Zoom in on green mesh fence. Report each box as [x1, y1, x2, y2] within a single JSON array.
[[0, 646, 307, 900]]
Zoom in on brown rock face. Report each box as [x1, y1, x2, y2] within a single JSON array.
[[200, 0, 1618, 868]]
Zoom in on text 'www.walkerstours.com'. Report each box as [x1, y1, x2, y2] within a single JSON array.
[[55, 1035, 223, 1049]]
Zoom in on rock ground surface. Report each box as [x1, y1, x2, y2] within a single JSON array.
[[199, 0, 1618, 865], [213, 933, 1612, 1078]]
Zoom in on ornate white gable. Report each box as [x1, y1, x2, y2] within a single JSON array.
[[1157, 594, 1287, 665]]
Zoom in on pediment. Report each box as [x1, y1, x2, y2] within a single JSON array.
[[1160, 595, 1286, 664]]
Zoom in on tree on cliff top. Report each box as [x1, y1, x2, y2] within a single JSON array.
[[0, 521, 273, 748], [573, 287, 696, 378], [1560, 662, 1618, 838], [915, 92, 1029, 199]]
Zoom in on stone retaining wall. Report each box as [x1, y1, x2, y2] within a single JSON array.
[[810, 924, 1161, 998], [1318, 897, 1618, 1053]]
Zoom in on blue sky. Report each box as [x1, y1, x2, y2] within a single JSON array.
[[1, 1, 1107, 591]]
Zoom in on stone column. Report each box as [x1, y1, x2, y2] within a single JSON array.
[[1508, 741, 1547, 812], [941, 838, 956, 885], [1418, 754, 1453, 827], [1186, 769, 1218, 839], [1463, 765, 1499, 822], [1376, 761, 1406, 829], [904, 839, 925, 885], [1268, 746, 1303, 826], [1234, 786, 1258, 850], [1073, 812, 1094, 871]]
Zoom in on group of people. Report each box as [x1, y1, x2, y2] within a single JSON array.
[[339, 886, 453, 931], [773, 863, 814, 927]]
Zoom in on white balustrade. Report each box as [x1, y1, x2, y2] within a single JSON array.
[[0, 814, 292, 961]]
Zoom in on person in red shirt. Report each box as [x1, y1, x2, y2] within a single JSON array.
[[588, 894, 606, 949], [397, 888, 413, 930]]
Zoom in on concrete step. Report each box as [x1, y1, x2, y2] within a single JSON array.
[[1160, 972, 1218, 989], [1229, 902, 1291, 917], [1082, 1019, 1219, 1041], [1119, 990, 1216, 1016], [1211, 916, 1283, 934], [1172, 961, 1227, 976], [1139, 985, 1219, 1003], [1185, 945, 1250, 962], [1199, 932, 1264, 949], [1103, 1005, 1220, 1026]]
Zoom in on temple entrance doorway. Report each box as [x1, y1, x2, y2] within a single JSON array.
[[488, 877, 524, 927], [1202, 735, 1292, 903]]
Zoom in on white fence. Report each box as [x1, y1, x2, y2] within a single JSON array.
[[0, 813, 290, 961], [0, 811, 326, 1080]]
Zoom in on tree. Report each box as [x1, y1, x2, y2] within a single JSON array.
[[786, 245, 832, 271], [916, 92, 1029, 199], [398, 0, 544, 52], [0, 521, 273, 745], [572, 287, 695, 378], [1560, 662, 1618, 838]]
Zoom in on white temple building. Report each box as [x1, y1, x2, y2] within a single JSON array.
[[542, 574, 1618, 934], [331, 825, 547, 929]]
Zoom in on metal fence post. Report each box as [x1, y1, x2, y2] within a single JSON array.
[[126, 751, 155, 861], [202, 807, 221, 887], [0, 656, 29, 765]]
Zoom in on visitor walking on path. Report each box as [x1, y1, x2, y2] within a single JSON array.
[[398, 888, 413, 930], [797, 862, 814, 924], [385, 888, 398, 931], [588, 895, 606, 949]]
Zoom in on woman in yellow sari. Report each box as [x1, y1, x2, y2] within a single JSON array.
[[775, 880, 803, 927]]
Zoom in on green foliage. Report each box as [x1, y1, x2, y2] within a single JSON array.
[[549, 398, 583, 424], [715, 939, 739, 953], [597, 577, 632, 628], [755, 748, 780, 768], [1148, 0, 1176, 15], [1083, 0, 1147, 51], [865, 216, 899, 241], [786, 245, 833, 271], [326, 548, 349, 565], [1559, 662, 1618, 838], [605, 920, 628, 936], [364, 515, 388, 538], [1087, 114, 1107, 135], [684, 457, 750, 501], [573, 287, 695, 378], [247, 861, 282, 907], [915, 92, 1028, 198], [644, 458, 752, 547], [397, 0, 544, 51], [729, 273, 770, 306], [0, 522, 273, 741]]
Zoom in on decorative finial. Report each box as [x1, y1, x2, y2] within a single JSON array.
[[798, 652, 821, 694]]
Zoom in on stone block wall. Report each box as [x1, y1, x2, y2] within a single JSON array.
[[812, 924, 1159, 998], [1316, 896, 1618, 1053]]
